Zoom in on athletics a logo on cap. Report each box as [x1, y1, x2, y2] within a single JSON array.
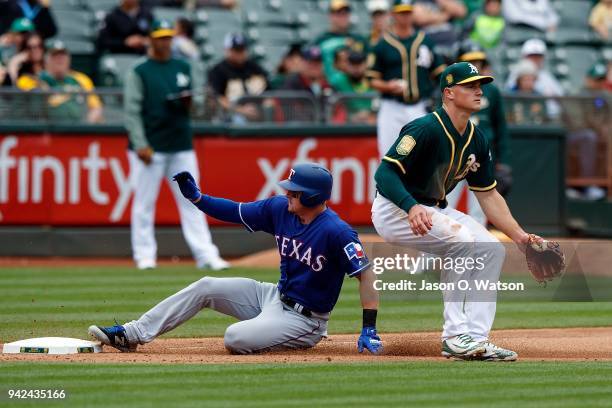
[[344, 242, 365, 260], [468, 63, 479, 74]]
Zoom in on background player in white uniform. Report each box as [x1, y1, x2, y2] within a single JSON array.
[[89, 163, 383, 355], [368, 0, 446, 157], [372, 62, 539, 361], [124, 20, 228, 270]]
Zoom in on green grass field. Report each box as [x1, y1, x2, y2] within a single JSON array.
[[2, 265, 611, 407]]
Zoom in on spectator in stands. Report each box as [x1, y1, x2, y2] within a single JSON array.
[[502, 0, 558, 32], [367, 0, 390, 46], [207, 32, 268, 123], [283, 45, 332, 95], [584, 61, 611, 92], [0, 17, 34, 64], [0, 59, 11, 86], [17, 41, 104, 122], [171, 17, 199, 61], [412, 0, 467, 49], [8, 31, 43, 85], [506, 39, 564, 98], [589, 0, 612, 41], [330, 50, 376, 124], [463, 0, 484, 18], [0, 0, 57, 40], [282, 45, 333, 121], [563, 61, 609, 201], [269, 43, 303, 90], [463, 0, 505, 49], [330, 46, 350, 80], [97, 0, 154, 54], [507, 59, 550, 124], [315, 0, 369, 81], [142, 0, 236, 9]]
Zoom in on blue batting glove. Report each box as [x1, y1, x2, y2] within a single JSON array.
[[357, 327, 383, 354], [172, 171, 201, 202]]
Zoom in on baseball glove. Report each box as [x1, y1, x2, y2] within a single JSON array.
[[525, 234, 566, 283]]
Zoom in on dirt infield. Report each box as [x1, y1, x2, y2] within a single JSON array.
[[2, 327, 611, 364]]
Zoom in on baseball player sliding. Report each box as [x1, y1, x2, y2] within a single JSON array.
[[89, 163, 382, 355], [372, 62, 536, 361]]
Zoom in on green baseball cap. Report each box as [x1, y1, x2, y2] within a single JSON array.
[[392, 0, 414, 12], [588, 62, 607, 80], [150, 19, 175, 38], [440, 62, 493, 92], [10, 18, 34, 33]]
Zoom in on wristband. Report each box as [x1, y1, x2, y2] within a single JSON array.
[[362, 309, 377, 329]]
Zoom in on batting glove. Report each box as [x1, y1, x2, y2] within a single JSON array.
[[172, 171, 201, 202], [357, 327, 383, 354]]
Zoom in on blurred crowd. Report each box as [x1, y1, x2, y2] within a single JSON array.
[[0, 0, 609, 123]]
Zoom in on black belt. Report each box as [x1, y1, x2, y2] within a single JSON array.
[[280, 294, 313, 318]]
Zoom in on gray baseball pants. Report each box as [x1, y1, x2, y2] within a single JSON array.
[[123, 277, 329, 354]]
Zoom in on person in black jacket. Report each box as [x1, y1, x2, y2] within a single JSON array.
[[0, 0, 57, 39], [96, 0, 154, 54]]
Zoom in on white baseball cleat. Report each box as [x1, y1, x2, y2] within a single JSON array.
[[476, 341, 518, 361], [441, 334, 486, 360], [198, 257, 231, 271], [136, 259, 157, 270]]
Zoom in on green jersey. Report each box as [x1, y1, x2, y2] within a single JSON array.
[[470, 83, 508, 164], [124, 57, 193, 153], [368, 30, 446, 104], [329, 72, 373, 113], [315, 31, 369, 80], [375, 107, 497, 212]]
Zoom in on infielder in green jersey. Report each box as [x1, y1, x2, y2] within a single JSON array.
[[124, 19, 227, 271], [372, 62, 540, 361], [368, 0, 446, 158], [445, 40, 510, 225]]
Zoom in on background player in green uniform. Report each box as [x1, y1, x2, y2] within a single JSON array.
[[372, 62, 540, 361], [124, 19, 227, 271], [368, 0, 446, 157], [445, 40, 510, 225]]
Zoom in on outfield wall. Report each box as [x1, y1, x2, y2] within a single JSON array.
[[0, 124, 566, 256]]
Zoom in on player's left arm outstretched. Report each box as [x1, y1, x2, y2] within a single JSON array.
[[474, 188, 529, 247]]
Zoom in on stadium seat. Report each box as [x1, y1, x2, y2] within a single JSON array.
[[248, 26, 301, 46], [503, 24, 544, 45], [195, 9, 241, 27], [255, 43, 289, 74], [54, 9, 95, 40], [82, 0, 117, 13], [98, 54, 144, 87], [61, 39, 95, 54], [553, 46, 600, 93], [153, 7, 193, 24], [52, 0, 87, 11], [554, 0, 592, 28], [546, 27, 593, 45]]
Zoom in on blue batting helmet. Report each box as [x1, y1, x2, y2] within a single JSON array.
[[278, 163, 333, 207]]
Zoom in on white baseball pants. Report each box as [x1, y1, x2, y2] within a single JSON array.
[[123, 276, 328, 354], [128, 149, 221, 269], [371, 194, 505, 341], [377, 99, 428, 158]]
